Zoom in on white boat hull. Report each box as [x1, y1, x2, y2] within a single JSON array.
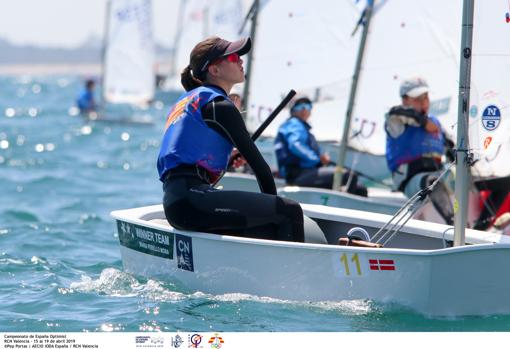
[[217, 172, 286, 192], [112, 204, 510, 316]]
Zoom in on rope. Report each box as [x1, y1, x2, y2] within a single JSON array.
[[371, 162, 455, 246]]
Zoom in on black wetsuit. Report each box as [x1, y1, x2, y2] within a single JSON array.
[[162, 85, 304, 242]]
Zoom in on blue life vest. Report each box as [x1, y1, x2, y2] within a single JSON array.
[[76, 90, 94, 111], [274, 116, 321, 179], [157, 86, 233, 183], [385, 116, 445, 172]]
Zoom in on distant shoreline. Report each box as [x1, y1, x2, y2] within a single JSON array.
[[0, 62, 171, 76], [0, 63, 102, 76]]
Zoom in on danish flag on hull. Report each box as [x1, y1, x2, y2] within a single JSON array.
[[369, 259, 396, 271]]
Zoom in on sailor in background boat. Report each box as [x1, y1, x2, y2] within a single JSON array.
[[275, 96, 367, 196], [385, 77, 454, 224], [157, 36, 304, 243], [76, 79, 97, 114]]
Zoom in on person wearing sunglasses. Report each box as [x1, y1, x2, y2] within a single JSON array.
[[157, 36, 305, 243], [275, 96, 367, 196]]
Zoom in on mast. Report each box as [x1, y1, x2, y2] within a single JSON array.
[[332, 0, 374, 190], [100, 0, 112, 107], [241, 0, 260, 117], [453, 0, 475, 246]]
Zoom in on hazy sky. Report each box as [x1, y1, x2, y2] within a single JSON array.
[[0, 0, 178, 48]]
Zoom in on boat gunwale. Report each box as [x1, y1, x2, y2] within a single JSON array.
[[111, 204, 510, 257]]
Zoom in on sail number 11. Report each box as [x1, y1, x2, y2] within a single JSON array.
[[340, 253, 362, 276]]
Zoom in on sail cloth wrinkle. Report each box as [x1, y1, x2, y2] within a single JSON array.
[[348, 0, 462, 157], [468, 1, 510, 179], [103, 0, 155, 105]]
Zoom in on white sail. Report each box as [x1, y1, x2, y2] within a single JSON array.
[[103, 0, 155, 105], [347, 0, 463, 156], [164, 0, 249, 91], [468, 1, 510, 179], [247, 0, 463, 149], [246, 0, 362, 138]]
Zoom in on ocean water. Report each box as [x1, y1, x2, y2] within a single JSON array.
[[1, 75, 510, 333]]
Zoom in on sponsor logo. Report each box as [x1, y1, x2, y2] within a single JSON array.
[[136, 336, 150, 344], [469, 105, 478, 118], [188, 334, 202, 348], [171, 335, 184, 348], [117, 221, 174, 260], [176, 234, 194, 272], [151, 337, 164, 345], [481, 105, 501, 131], [135, 335, 164, 348], [369, 259, 395, 271], [208, 334, 224, 349], [484, 136, 493, 150], [165, 96, 192, 129]]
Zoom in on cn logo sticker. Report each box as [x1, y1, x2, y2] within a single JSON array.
[[481, 105, 501, 131], [176, 234, 194, 272]]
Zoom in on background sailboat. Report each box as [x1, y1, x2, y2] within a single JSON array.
[[464, 1, 510, 229], [243, 0, 380, 175], [89, 0, 156, 125], [103, 0, 155, 105], [242, 0, 467, 182], [344, 0, 462, 164], [223, 0, 462, 224]]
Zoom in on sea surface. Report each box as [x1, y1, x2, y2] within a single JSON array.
[[1, 75, 510, 333]]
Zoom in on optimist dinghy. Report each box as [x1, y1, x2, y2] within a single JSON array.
[[111, 203, 510, 316]]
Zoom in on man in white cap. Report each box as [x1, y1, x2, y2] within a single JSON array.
[[385, 77, 454, 224]]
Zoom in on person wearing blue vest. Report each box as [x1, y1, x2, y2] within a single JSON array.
[[157, 36, 304, 242], [385, 77, 454, 224], [274, 96, 367, 196], [76, 79, 96, 113]]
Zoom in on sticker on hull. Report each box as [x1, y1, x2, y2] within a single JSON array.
[[369, 259, 396, 271], [117, 221, 174, 260], [176, 234, 194, 272]]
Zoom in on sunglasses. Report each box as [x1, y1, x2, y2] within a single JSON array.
[[292, 103, 313, 112], [201, 53, 241, 72]]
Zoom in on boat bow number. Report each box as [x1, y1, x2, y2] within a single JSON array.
[[338, 253, 396, 276]]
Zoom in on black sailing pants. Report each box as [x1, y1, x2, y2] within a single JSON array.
[[163, 175, 304, 242]]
